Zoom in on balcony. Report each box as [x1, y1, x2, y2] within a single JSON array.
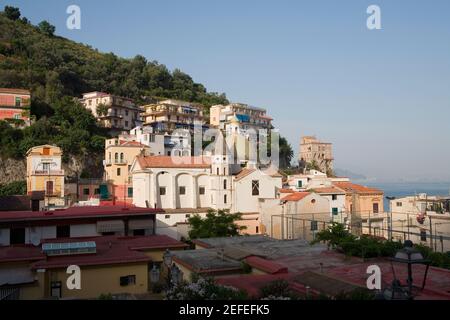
[[32, 170, 65, 176], [104, 160, 127, 166]]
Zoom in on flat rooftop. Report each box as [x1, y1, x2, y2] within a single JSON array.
[[173, 249, 242, 274]]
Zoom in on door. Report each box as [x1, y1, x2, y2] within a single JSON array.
[[46, 181, 54, 196]]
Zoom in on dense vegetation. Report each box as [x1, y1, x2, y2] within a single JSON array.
[[0, 6, 294, 169], [0, 180, 26, 196], [188, 209, 246, 239]]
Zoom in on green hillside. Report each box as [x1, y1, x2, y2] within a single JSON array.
[[0, 6, 228, 161]]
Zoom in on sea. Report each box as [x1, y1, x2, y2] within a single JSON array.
[[361, 182, 450, 212]]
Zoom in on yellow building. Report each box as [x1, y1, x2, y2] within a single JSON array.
[[26, 145, 65, 208], [104, 138, 150, 204]]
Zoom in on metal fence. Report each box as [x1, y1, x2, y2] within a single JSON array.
[[268, 211, 450, 253]]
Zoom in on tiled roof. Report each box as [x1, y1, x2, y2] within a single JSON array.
[[311, 186, 346, 195], [332, 182, 383, 195], [0, 88, 30, 95], [136, 156, 211, 169], [31, 235, 186, 269], [282, 192, 311, 202], [118, 140, 148, 148], [234, 168, 256, 181], [245, 256, 288, 274], [0, 206, 162, 223], [279, 188, 295, 193], [0, 245, 45, 263]]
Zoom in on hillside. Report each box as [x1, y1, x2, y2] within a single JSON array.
[[0, 7, 229, 185]]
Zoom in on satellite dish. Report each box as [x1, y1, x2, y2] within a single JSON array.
[[31, 234, 41, 247]]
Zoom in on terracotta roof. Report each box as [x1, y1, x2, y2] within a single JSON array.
[[0, 245, 45, 263], [245, 256, 288, 274], [283, 192, 311, 202], [136, 156, 211, 169], [234, 168, 256, 181], [332, 182, 383, 195], [0, 88, 30, 95], [279, 188, 295, 193], [31, 235, 186, 269], [0, 206, 162, 223], [311, 186, 345, 195]]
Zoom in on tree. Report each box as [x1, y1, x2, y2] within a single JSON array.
[[0, 181, 27, 196], [4, 6, 21, 20], [38, 20, 55, 36], [279, 136, 293, 169], [188, 209, 246, 239], [166, 277, 247, 300], [96, 103, 109, 117]]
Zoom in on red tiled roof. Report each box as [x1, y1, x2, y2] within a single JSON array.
[[31, 235, 186, 269], [279, 188, 295, 193], [234, 168, 256, 181], [118, 140, 148, 148], [283, 192, 311, 202], [245, 256, 288, 274], [311, 186, 345, 195], [0, 88, 30, 95], [332, 182, 383, 195], [0, 206, 163, 223], [136, 156, 211, 169], [0, 245, 44, 263]]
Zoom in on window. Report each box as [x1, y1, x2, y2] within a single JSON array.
[[331, 208, 339, 216], [373, 203, 379, 214], [179, 186, 186, 195], [15, 96, 21, 107], [160, 187, 166, 195], [217, 168, 219, 175], [117, 168, 121, 176], [199, 186, 205, 195], [311, 221, 318, 231], [165, 215, 170, 219], [223, 179, 227, 189], [185, 214, 190, 218], [133, 229, 145, 236], [83, 188, 89, 195], [43, 147, 50, 155], [223, 168, 226, 175], [120, 153, 124, 162], [125, 121, 129, 127], [56, 225, 70, 238], [10, 228, 25, 244], [224, 194, 227, 204], [125, 110, 129, 116], [332, 194, 337, 201], [94, 188, 100, 195], [256, 226, 259, 233], [115, 153, 118, 162], [420, 230, 427, 242], [396, 202, 402, 207], [50, 281, 62, 298], [252, 180, 259, 196], [46, 181, 54, 195], [120, 275, 136, 286], [297, 180, 302, 188], [127, 187, 133, 197]]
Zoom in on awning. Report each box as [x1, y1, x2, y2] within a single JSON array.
[[96, 220, 124, 233], [129, 219, 154, 230]]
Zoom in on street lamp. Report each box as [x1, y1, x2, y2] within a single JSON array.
[[163, 249, 173, 268], [170, 264, 183, 285], [384, 240, 430, 300]]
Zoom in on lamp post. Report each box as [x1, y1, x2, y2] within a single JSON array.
[[386, 196, 396, 241], [384, 240, 430, 300], [163, 249, 173, 288]]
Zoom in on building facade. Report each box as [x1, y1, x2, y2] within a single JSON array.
[[142, 99, 208, 134], [79, 92, 143, 131], [0, 88, 31, 127], [298, 136, 334, 174], [129, 126, 191, 156], [26, 145, 65, 208], [104, 138, 150, 204]]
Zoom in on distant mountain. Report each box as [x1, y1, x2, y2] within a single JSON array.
[[334, 168, 367, 181]]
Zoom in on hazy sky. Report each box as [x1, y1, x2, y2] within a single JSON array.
[[4, 0, 450, 181]]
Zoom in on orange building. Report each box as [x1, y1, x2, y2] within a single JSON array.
[[0, 88, 31, 127]]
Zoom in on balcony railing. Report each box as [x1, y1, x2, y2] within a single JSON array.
[[104, 160, 127, 166], [32, 170, 65, 176]]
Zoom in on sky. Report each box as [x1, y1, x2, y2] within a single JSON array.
[[3, 0, 450, 182]]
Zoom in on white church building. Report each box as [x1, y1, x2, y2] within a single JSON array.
[[130, 153, 282, 238]]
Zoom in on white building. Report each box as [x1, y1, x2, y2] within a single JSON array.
[[129, 126, 191, 156]]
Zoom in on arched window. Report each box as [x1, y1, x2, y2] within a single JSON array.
[[120, 153, 124, 162], [223, 179, 227, 189], [216, 168, 219, 175], [114, 153, 118, 163]]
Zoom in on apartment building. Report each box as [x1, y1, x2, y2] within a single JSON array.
[[26, 145, 65, 208], [142, 99, 208, 134], [209, 103, 273, 135], [298, 136, 334, 174], [129, 126, 191, 156], [79, 92, 143, 131], [0, 88, 31, 127], [104, 137, 150, 204]]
